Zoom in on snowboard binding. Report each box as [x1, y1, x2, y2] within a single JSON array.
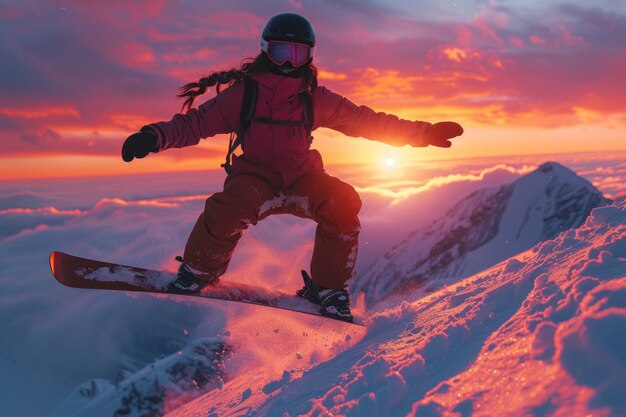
[[166, 256, 214, 294], [297, 271, 354, 323]]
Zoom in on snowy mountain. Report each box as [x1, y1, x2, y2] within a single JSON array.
[[51, 339, 231, 417], [2, 158, 625, 417], [352, 162, 611, 303], [44, 164, 626, 417], [61, 193, 626, 417]]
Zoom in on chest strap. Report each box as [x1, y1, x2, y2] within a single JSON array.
[[222, 77, 314, 174]]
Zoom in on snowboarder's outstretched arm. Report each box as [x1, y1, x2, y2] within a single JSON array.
[[121, 83, 244, 162], [313, 86, 463, 148]]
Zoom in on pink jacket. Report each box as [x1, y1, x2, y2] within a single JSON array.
[[148, 72, 431, 189]]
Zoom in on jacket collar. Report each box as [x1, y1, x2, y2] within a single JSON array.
[[253, 72, 306, 95]]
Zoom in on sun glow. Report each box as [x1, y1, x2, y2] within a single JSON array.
[[385, 158, 397, 167]]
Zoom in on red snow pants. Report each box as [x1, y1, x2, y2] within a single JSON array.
[[183, 171, 362, 289]]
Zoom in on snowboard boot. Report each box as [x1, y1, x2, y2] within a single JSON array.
[[297, 271, 354, 323], [166, 256, 213, 294], [319, 288, 354, 323]]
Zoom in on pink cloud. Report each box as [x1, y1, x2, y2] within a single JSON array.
[[471, 18, 505, 47], [529, 35, 548, 46], [550, 23, 588, 47], [0, 107, 80, 119]]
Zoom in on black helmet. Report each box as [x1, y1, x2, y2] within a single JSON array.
[[261, 13, 315, 47]]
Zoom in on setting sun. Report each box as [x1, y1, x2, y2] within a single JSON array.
[[385, 158, 397, 167]]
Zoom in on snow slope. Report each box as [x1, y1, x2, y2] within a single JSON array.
[[353, 162, 611, 303], [51, 338, 231, 417], [163, 199, 626, 417], [1, 158, 625, 417]]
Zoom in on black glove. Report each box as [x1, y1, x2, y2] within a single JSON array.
[[425, 121, 464, 148], [121, 128, 158, 162]]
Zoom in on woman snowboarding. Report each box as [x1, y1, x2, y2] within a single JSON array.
[[121, 13, 463, 322]]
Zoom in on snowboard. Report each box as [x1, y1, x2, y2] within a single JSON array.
[[49, 251, 363, 326]]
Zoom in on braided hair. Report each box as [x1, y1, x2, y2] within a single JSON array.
[[178, 53, 318, 112]]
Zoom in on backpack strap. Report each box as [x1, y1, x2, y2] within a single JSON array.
[[222, 77, 258, 174], [299, 91, 314, 139], [240, 77, 259, 132], [221, 78, 315, 174]]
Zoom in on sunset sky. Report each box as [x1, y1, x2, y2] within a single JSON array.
[[1, 0, 625, 179], [2, 3, 626, 413]]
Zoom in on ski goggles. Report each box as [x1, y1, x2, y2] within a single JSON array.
[[261, 40, 314, 67]]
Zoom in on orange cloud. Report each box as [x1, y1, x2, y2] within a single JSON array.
[[443, 47, 468, 63], [348, 68, 422, 103], [318, 69, 348, 81]]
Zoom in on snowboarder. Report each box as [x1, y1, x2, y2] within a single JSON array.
[[121, 13, 463, 322]]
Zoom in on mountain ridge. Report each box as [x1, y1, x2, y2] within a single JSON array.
[[352, 161, 611, 303]]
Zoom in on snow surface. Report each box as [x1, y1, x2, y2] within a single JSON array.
[[82, 266, 173, 290], [1, 157, 626, 417], [162, 199, 626, 417], [51, 338, 232, 417]]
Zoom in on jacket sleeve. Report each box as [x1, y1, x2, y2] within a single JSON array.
[[312, 86, 432, 147], [145, 83, 244, 152]]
